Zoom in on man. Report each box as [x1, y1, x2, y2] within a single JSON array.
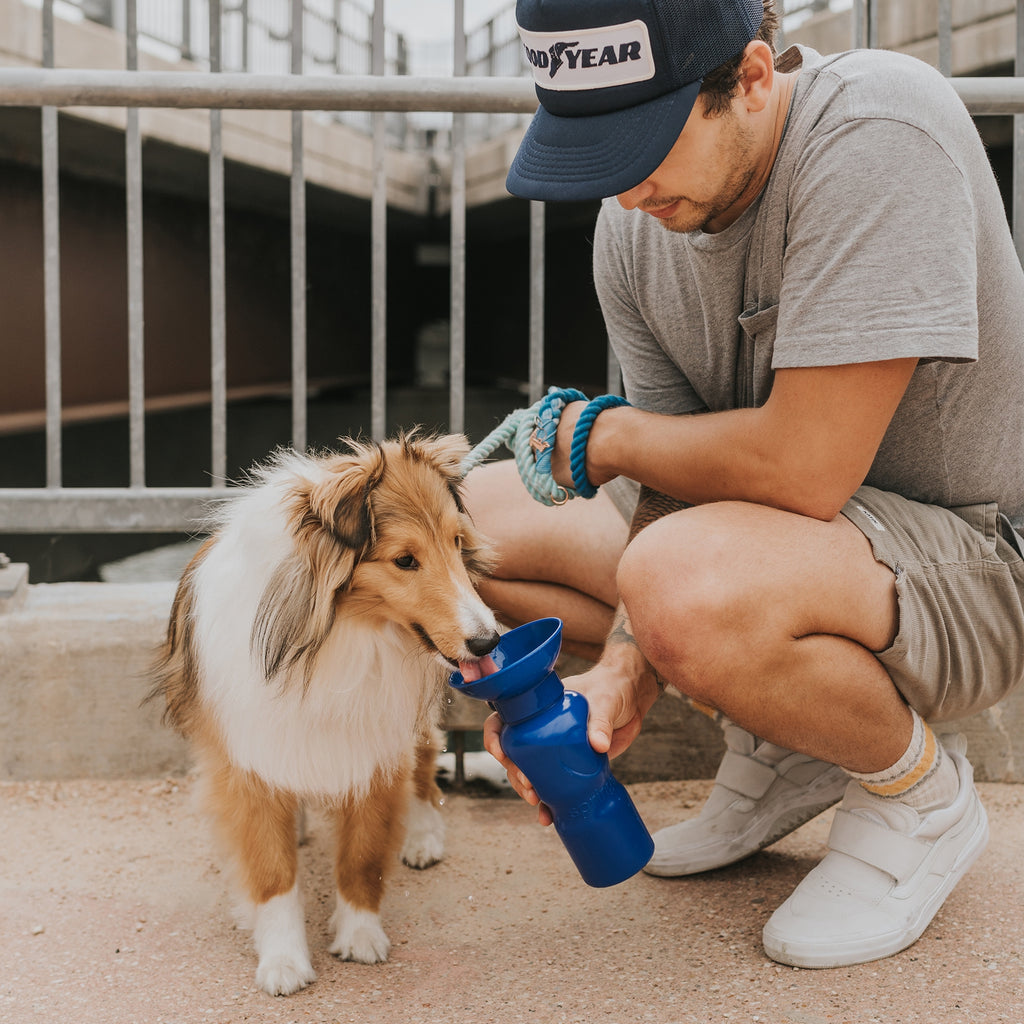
[[464, 0, 1024, 969]]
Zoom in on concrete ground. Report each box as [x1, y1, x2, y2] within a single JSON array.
[[3, 766, 1023, 1024]]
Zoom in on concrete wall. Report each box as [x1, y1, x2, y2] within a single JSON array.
[[2, 568, 1021, 784], [789, 0, 1018, 74]]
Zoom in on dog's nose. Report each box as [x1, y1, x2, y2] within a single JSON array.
[[466, 631, 500, 658]]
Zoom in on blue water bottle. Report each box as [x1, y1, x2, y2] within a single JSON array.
[[449, 617, 654, 887]]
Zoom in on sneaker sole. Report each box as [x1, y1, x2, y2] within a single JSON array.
[[762, 795, 990, 969], [643, 765, 849, 877]]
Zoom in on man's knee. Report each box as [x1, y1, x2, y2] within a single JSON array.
[[461, 461, 519, 535], [617, 508, 744, 693]]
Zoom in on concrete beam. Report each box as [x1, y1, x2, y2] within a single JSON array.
[[0, 0, 432, 214], [2, 580, 1021, 784]]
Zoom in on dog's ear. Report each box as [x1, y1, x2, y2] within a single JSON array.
[[306, 447, 387, 549], [406, 433, 498, 579], [408, 432, 470, 481], [252, 444, 386, 686], [405, 432, 471, 512]]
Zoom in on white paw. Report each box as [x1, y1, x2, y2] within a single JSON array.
[[329, 899, 390, 963], [255, 953, 316, 996], [252, 884, 314, 996], [401, 798, 445, 869]]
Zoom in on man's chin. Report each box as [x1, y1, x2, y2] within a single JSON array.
[[655, 211, 704, 234]]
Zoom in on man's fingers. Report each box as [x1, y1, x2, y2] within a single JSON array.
[[484, 711, 542, 806]]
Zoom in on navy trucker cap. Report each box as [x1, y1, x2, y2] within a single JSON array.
[[506, 0, 764, 202]]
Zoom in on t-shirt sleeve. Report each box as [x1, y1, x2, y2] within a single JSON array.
[[593, 202, 707, 415], [774, 116, 979, 369]]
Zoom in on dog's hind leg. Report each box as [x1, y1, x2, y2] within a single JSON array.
[[203, 754, 315, 996], [401, 727, 446, 869], [328, 769, 410, 963]]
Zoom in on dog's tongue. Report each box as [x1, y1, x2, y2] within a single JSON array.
[[458, 654, 500, 683]]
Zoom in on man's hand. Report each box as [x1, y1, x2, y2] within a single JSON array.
[[482, 654, 660, 826]]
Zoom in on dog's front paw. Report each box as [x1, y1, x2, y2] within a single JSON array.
[[401, 797, 445, 869], [255, 953, 317, 996], [252, 884, 315, 996], [329, 900, 390, 963]]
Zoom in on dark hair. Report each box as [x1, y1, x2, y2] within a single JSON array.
[[698, 0, 780, 117]]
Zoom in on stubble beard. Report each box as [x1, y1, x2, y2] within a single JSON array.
[[651, 121, 759, 234]]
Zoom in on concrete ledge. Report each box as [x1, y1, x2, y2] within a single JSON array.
[[0, 581, 189, 780], [2, 580, 1022, 783], [0, 559, 28, 613]]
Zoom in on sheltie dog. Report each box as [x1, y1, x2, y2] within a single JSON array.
[[150, 432, 499, 996]]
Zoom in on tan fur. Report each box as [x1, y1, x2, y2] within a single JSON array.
[[329, 767, 411, 912], [151, 536, 216, 736], [412, 727, 446, 806], [199, 738, 302, 905], [148, 432, 498, 993]]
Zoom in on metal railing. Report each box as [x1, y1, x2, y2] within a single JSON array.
[[43, 0, 415, 138], [56, 2, 410, 75], [1, 0, 1023, 536], [45, 0, 537, 143]]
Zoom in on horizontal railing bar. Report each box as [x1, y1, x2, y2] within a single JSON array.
[[0, 488, 235, 533], [954, 76, 1024, 114], [0, 69, 1021, 114], [0, 69, 539, 112]]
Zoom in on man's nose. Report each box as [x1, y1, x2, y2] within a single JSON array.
[[617, 179, 656, 210]]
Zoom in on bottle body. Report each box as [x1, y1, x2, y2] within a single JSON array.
[[449, 617, 653, 887], [500, 689, 654, 887]]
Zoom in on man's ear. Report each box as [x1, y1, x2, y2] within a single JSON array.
[[737, 39, 775, 114]]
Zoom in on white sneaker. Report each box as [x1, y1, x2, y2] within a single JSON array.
[[762, 739, 989, 968], [644, 722, 849, 877]]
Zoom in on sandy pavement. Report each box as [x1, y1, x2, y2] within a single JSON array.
[[3, 774, 1023, 1024]]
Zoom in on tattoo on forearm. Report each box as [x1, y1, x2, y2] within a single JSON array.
[[607, 610, 637, 649], [606, 609, 666, 693], [628, 485, 691, 541]]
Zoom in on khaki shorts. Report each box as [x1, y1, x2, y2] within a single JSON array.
[[843, 486, 1024, 722], [605, 477, 1024, 722]]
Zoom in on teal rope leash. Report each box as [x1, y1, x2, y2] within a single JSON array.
[[460, 387, 631, 506]]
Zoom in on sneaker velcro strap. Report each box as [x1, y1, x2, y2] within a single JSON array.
[[717, 749, 779, 800], [828, 809, 930, 884]]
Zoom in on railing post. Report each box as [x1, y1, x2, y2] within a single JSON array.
[[209, 0, 228, 487], [41, 0, 62, 490], [851, 0, 877, 49], [182, 0, 193, 63], [1016, 0, 1024, 265], [126, 0, 146, 488], [333, 0, 343, 74], [449, 0, 467, 435], [938, 0, 953, 77], [240, 0, 250, 72], [528, 201, 545, 405], [371, 1, 388, 441], [291, 0, 308, 452]]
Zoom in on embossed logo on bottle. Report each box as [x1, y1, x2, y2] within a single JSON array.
[[565, 774, 616, 821]]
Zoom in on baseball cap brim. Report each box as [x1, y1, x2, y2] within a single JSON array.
[[506, 79, 702, 202]]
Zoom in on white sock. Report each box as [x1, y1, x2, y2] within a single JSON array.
[[846, 708, 959, 812]]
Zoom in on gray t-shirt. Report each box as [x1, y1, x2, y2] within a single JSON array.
[[593, 46, 1024, 523]]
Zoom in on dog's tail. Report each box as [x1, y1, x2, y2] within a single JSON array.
[[143, 537, 214, 735]]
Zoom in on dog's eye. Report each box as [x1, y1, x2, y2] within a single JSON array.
[[394, 554, 419, 570]]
